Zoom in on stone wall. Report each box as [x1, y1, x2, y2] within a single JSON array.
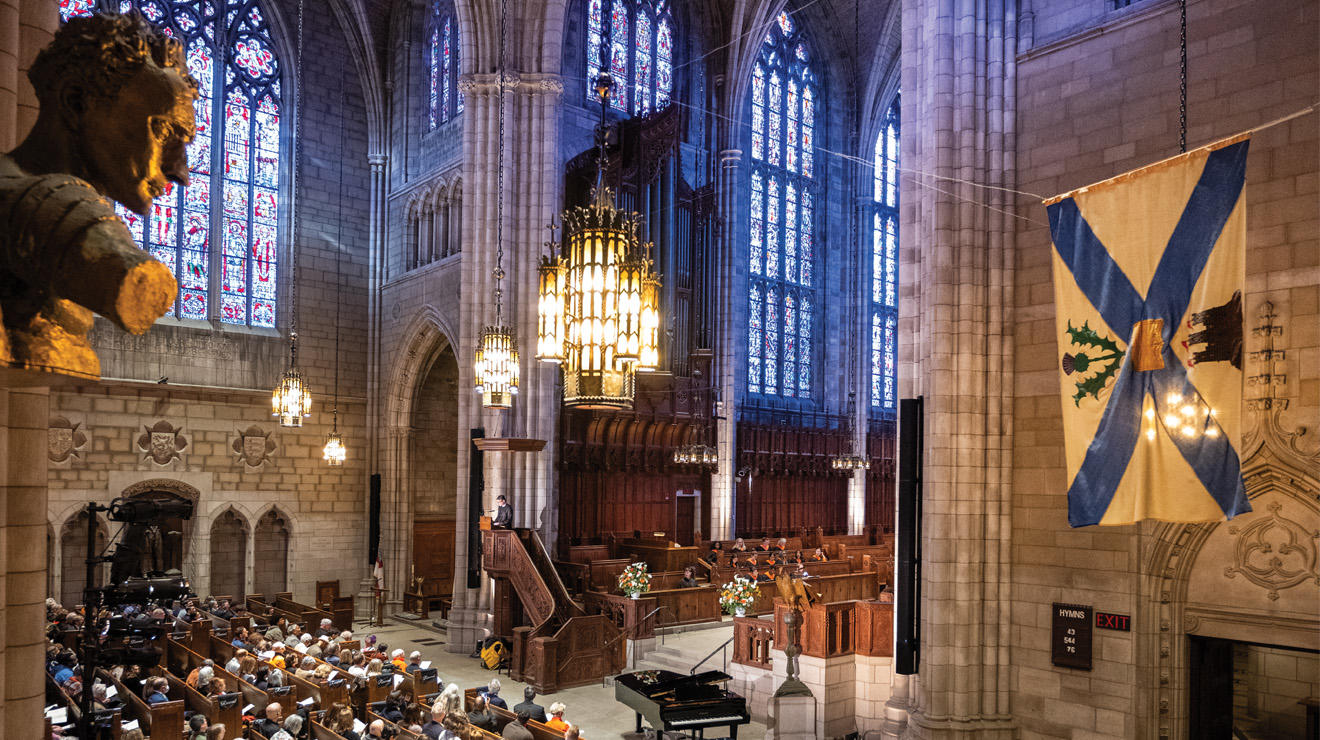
[[1235, 643, 1319, 739], [1010, 0, 1318, 738]]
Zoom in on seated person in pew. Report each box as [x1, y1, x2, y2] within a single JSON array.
[[756, 538, 772, 552], [775, 538, 788, 551], [324, 703, 361, 740], [225, 649, 247, 675], [316, 618, 338, 639], [255, 701, 285, 738], [513, 686, 548, 724], [206, 676, 228, 698], [347, 654, 369, 678], [365, 719, 387, 738], [390, 648, 408, 672], [811, 547, 827, 562], [382, 690, 407, 723], [678, 567, 700, 588], [731, 537, 747, 553], [407, 650, 425, 673], [545, 702, 572, 733], [425, 684, 471, 740], [566, 727, 581, 740], [501, 709, 534, 740], [284, 712, 309, 740], [468, 694, 498, 732], [752, 567, 773, 583], [214, 599, 236, 620], [707, 542, 722, 564], [145, 675, 170, 704], [295, 656, 318, 680], [482, 678, 508, 709], [231, 627, 253, 650]]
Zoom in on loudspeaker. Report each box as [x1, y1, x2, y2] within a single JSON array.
[[368, 474, 381, 566], [895, 396, 923, 675], [467, 428, 485, 589]]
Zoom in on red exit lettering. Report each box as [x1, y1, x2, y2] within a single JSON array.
[[1095, 612, 1131, 631]]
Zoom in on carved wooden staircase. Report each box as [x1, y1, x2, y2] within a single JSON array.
[[482, 528, 624, 691]]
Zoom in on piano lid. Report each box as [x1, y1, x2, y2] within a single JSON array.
[[616, 669, 733, 699]]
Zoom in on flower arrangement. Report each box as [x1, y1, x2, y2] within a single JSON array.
[[719, 575, 760, 615], [618, 562, 652, 598]]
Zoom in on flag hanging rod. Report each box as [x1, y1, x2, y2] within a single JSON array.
[[1042, 101, 1318, 206]]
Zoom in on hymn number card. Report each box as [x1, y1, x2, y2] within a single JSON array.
[[1051, 602, 1093, 670]]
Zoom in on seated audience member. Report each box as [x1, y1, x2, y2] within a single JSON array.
[[382, 690, 406, 723], [390, 648, 408, 672], [514, 686, 548, 723], [347, 654, 369, 678], [326, 704, 360, 740], [565, 727, 582, 740], [678, 567, 700, 588], [214, 599, 236, 619], [283, 713, 306, 740], [317, 618, 337, 638], [366, 657, 384, 677], [50, 652, 77, 685], [225, 649, 245, 675], [144, 676, 170, 704], [483, 677, 508, 709], [752, 567, 772, 583], [313, 663, 333, 682], [756, 537, 772, 552], [545, 702, 570, 732], [239, 654, 258, 682], [295, 656, 317, 680], [207, 677, 228, 698], [121, 730, 146, 740], [811, 547, 827, 562], [706, 542, 722, 564], [255, 702, 284, 738], [731, 537, 747, 552], [267, 668, 286, 689], [186, 714, 209, 740], [271, 732, 294, 740], [253, 665, 271, 690], [775, 537, 788, 551], [231, 627, 251, 650], [407, 650, 424, 673], [469, 694, 498, 731], [186, 659, 214, 688], [501, 709, 535, 740], [307, 637, 327, 659], [336, 648, 353, 666], [365, 720, 386, 738], [426, 684, 470, 739]]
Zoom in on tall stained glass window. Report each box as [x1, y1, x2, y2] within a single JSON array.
[[428, 1, 462, 128], [747, 10, 816, 399], [871, 96, 899, 409], [60, 0, 283, 328], [586, 0, 673, 115]]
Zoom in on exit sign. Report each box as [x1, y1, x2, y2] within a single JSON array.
[[1096, 611, 1131, 631], [1051, 602, 1093, 670]]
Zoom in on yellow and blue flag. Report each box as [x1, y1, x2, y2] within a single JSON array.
[[1046, 139, 1252, 527]]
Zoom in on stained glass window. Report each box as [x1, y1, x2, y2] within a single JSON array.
[[428, 1, 461, 127], [747, 10, 816, 399], [871, 96, 899, 409], [61, 0, 283, 328], [586, 0, 674, 115]]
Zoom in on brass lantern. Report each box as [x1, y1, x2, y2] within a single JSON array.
[[322, 409, 346, 466], [475, 322, 520, 409], [272, 332, 312, 427], [536, 73, 661, 409]]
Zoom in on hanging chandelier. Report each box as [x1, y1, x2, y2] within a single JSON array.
[[272, 3, 311, 429], [673, 443, 718, 468], [536, 73, 661, 409], [272, 333, 312, 427], [831, 453, 870, 471], [322, 411, 346, 465], [474, 0, 520, 410]]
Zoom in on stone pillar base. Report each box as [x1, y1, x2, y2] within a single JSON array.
[[353, 577, 376, 622], [445, 605, 491, 654], [626, 636, 657, 669], [770, 693, 818, 739]]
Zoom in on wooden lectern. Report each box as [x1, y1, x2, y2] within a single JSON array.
[[479, 515, 493, 531]]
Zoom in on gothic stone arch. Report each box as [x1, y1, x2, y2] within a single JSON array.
[[1142, 409, 1320, 739]]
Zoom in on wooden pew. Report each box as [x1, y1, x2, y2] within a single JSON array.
[[47, 673, 124, 739], [462, 688, 565, 740], [100, 668, 184, 740], [156, 666, 242, 737]]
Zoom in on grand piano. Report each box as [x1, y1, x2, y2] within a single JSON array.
[[615, 669, 751, 738]]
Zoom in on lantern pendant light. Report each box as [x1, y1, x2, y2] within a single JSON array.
[[273, 0, 312, 428], [535, 72, 662, 409], [323, 60, 348, 466], [474, 0, 520, 409]]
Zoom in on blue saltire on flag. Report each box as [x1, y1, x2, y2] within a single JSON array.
[[1046, 140, 1252, 527]]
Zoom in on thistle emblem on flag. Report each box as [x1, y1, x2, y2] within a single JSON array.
[[1060, 321, 1125, 405]]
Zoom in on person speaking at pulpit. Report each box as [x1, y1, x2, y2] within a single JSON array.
[[492, 494, 513, 529]]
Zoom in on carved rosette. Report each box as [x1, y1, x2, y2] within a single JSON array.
[[232, 424, 276, 468], [137, 420, 187, 465], [48, 415, 88, 464], [1223, 501, 1320, 600]]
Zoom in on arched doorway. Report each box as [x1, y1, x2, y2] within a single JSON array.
[[60, 511, 107, 608], [253, 509, 290, 597], [210, 510, 248, 599], [410, 344, 459, 602]]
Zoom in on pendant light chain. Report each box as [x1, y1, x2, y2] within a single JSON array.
[[322, 53, 348, 466], [1179, 0, 1187, 153], [494, 0, 508, 323], [291, 0, 305, 344]]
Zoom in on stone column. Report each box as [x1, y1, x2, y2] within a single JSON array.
[[897, 0, 1017, 737], [2, 386, 50, 739], [710, 148, 742, 541]]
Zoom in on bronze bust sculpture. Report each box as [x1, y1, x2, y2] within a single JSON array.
[[0, 12, 196, 378]]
